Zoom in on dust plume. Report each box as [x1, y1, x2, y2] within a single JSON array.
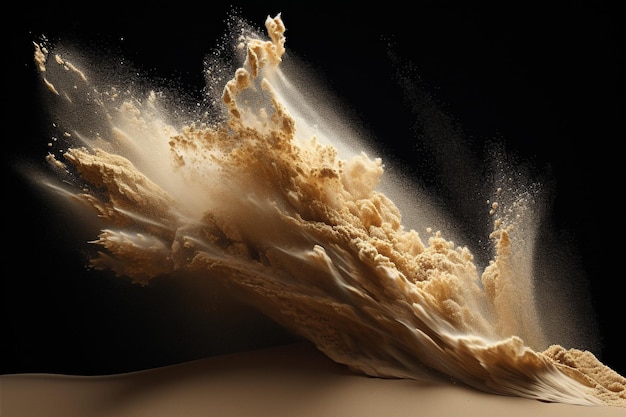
[[29, 13, 625, 407]]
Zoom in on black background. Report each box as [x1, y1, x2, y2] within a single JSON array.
[[5, 2, 623, 377]]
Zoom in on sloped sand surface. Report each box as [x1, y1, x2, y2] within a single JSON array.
[[3, 342, 625, 417]]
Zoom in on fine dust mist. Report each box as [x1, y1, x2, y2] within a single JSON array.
[[28, 13, 625, 407]]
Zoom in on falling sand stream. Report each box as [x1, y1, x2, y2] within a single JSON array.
[[28, 13, 625, 407]]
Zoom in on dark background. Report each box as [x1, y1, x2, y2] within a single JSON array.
[[5, 2, 623, 377]]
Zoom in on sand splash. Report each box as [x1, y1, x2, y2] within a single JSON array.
[[31, 13, 625, 407]]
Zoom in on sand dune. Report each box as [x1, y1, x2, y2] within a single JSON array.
[[2, 342, 625, 417]]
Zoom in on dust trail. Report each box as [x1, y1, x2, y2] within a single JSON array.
[[29, 13, 625, 407]]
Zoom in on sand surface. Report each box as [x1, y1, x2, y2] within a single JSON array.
[[2, 342, 625, 417]]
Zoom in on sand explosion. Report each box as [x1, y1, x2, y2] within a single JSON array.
[[31, 13, 625, 407]]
